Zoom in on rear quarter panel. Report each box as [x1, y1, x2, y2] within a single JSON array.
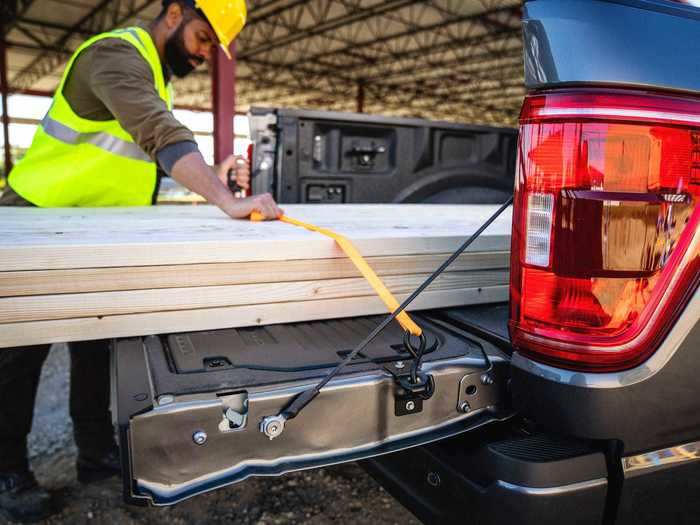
[[513, 0, 700, 455]]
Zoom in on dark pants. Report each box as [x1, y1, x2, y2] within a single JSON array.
[[0, 340, 115, 473]]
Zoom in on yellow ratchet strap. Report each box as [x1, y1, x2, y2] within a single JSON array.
[[250, 211, 422, 336]]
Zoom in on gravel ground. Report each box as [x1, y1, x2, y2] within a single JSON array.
[[5, 344, 420, 525]]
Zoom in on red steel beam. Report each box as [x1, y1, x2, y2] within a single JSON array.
[[357, 81, 365, 113], [1, 36, 11, 176], [9, 88, 55, 98], [212, 43, 236, 164]]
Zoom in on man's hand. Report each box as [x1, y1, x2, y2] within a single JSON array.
[[220, 193, 283, 221], [170, 151, 282, 220], [215, 155, 250, 193]]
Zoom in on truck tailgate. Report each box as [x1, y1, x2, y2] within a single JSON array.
[[112, 306, 513, 505]]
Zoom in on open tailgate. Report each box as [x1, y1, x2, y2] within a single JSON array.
[[112, 308, 512, 505]]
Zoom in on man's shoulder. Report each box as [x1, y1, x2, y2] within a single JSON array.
[[74, 33, 154, 79], [82, 33, 145, 60]]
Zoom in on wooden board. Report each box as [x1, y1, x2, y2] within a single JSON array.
[[0, 204, 512, 270], [0, 204, 512, 347], [0, 270, 507, 323], [0, 251, 509, 297], [0, 287, 508, 348]]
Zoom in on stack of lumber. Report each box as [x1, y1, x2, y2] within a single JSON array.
[[0, 204, 512, 348]]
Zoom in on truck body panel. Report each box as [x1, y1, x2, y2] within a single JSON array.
[[511, 0, 700, 457], [523, 0, 700, 95], [369, 1, 700, 523]]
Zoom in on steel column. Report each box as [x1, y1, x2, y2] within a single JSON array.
[[357, 81, 364, 114], [212, 43, 235, 164], [0, 35, 11, 176]]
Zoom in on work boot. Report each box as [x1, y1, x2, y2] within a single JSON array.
[[0, 470, 53, 523], [76, 446, 121, 484]]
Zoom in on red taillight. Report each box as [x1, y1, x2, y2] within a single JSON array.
[[510, 89, 700, 372]]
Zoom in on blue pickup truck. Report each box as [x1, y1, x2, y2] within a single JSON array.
[[113, 1, 700, 522]]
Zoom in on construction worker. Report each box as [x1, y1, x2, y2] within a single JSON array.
[[0, 1, 282, 521]]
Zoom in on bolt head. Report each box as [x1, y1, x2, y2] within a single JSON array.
[[261, 415, 286, 440], [460, 402, 471, 413], [395, 361, 405, 369], [480, 374, 494, 386], [427, 471, 441, 487], [158, 395, 174, 406], [192, 430, 208, 445], [405, 400, 416, 411]]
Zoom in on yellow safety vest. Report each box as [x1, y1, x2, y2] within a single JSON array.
[[8, 27, 173, 207]]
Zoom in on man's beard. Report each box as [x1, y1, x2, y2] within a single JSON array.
[[165, 23, 204, 78]]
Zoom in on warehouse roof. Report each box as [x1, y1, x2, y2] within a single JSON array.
[[4, 0, 524, 125]]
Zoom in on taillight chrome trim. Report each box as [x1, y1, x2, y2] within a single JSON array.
[[523, 88, 700, 128], [511, 286, 700, 389]]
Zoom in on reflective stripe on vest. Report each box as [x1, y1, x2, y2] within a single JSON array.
[[41, 115, 151, 162], [7, 27, 171, 207]]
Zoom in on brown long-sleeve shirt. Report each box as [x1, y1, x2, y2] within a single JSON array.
[[63, 31, 196, 159], [2, 27, 198, 206]]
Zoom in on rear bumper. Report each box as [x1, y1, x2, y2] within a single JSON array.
[[617, 447, 700, 524], [364, 424, 700, 525], [362, 425, 608, 525]]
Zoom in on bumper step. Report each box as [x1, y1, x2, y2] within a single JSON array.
[[363, 425, 608, 525]]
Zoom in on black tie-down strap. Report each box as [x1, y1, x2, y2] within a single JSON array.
[[262, 197, 514, 435]]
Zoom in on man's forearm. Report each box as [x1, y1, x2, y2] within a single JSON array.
[[168, 150, 283, 220], [169, 150, 236, 210]]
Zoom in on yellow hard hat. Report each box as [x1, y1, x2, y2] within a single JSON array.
[[195, 0, 247, 59]]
